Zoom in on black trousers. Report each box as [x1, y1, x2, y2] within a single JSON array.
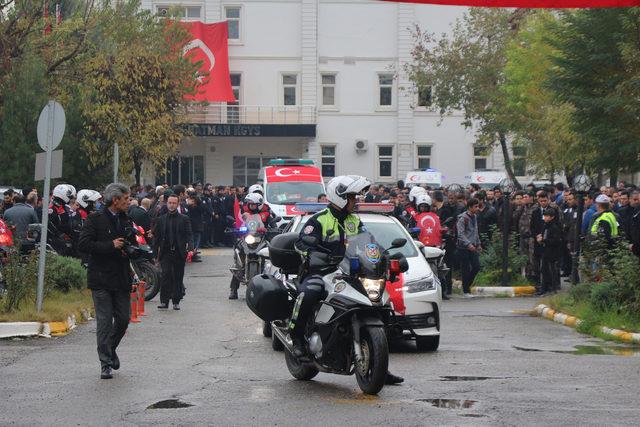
[[458, 248, 480, 293], [290, 274, 324, 338], [160, 250, 186, 304], [91, 289, 130, 368], [541, 257, 561, 293]]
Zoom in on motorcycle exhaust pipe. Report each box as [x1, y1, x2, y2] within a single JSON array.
[[272, 324, 294, 353]]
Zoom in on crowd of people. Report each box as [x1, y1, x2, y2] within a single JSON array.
[[357, 180, 640, 296]]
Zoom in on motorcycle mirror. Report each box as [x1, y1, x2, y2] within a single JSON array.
[[390, 238, 407, 249]]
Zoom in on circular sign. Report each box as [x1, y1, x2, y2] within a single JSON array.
[[37, 101, 66, 151]]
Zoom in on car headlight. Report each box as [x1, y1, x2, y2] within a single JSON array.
[[361, 278, 385, 302], [406, 278, 436, 293], [245, 235, 260, 245]]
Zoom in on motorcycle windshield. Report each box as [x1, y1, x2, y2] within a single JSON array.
[[340, 232, 387, 279], [243, 214, 264, 234]]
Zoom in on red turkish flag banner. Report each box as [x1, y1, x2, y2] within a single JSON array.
[[381, 0, 639, 7], [184, 21, 236, 102]]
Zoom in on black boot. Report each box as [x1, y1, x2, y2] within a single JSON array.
[[100, 366, 113, 380], [111, 349, 120, 370], [229, 288, 238, 300], [385, 371, 404, 385], [292, 337, 307, 358], [157, 303, 169, 309]]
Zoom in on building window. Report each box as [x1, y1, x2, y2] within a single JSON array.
[[156, 5, 202, 21], [159, 156, 204, 186], [416, 145, 432, 170], [321, 74, 336, 107], [233, 156, 280, 186], [282, 74, 297, 106], [512, 146, 527, 176], [418, 86, 433, 108], [227, 73, 241, 123], [378, 74, 393, 107], [377, 146, 394, 178], [474, 145, 489, 171], [321, 145, 336, 178], [225, 6, 241, 40]]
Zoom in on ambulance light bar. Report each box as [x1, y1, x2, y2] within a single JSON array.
[[268, 159, 315, 166], [354, 203, 395, 214], [294, 203, 328, 213]]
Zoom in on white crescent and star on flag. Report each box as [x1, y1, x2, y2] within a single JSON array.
[[420, 215, 436, 234], [275, 168, 302, 178], [183, 38, 216, 83]]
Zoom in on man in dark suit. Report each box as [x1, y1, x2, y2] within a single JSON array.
[[78, 183, 137, 380], [152, 194, 193, 310], [530, 191, 560, 290], [128, 198, 152, 233]]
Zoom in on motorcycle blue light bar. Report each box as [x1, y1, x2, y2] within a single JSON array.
[[354, 203, 395, 214], [268, 159, 315, 166], [294, 203, 328, 213], [350, 257, 360, 274], [238, 226, 248, 233]]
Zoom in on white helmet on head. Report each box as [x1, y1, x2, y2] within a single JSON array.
[[244, 192, 264, 211], [248, 184, 264, 195], [326, 175, 372, 209], [52, 184, 74, 203], [409, 186, 427, 203], [415, 193, 432, 208], [67, 185, 77, 199], [77, 189, 102, 208]]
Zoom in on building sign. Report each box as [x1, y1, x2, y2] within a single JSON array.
[[187, 124, 316, 138]]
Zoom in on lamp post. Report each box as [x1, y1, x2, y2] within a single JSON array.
[[499, 178, 517, 287], [571, 174, 591, 286]]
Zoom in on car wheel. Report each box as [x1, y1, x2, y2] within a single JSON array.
[[416, 335, 440, 352]]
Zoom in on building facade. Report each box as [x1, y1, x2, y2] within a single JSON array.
[[140, 0, 512, 187]]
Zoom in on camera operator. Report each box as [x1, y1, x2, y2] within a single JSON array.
[[78, 183, 137, 380]]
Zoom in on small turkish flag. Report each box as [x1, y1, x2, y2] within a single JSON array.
[[184, 21, 236, 103]]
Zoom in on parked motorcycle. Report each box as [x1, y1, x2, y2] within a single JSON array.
[[247, 231, 408, 395], [127, 223, 161, 301]]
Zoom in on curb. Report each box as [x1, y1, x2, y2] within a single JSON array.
[[535, 304, 640, 344], [471, 286, 537, 297], [0, 308, 93, 339]]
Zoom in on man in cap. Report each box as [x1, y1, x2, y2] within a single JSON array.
[[589, 194, 619, 243]]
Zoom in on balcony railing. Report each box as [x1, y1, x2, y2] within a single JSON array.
[[186, 104, 317, 125]]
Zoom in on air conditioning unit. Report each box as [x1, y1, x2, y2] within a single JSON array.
[[355, 139, 369, 153]]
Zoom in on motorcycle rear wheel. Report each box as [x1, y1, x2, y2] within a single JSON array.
[[284, 348, 318, 380], [355, 326, 389, 395]]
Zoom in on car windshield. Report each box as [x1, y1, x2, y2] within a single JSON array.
[[294, 216, 418, 258], [266, 182, 325, 205]]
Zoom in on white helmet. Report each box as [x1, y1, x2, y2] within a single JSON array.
[[67, 185, 77, 199], [244, 193, 264, 211], [77, 189, 102, 208], [248, 184, 264, 195], [409, 186, 427, 203], [52, 184, 74, 203], [326, 175, 371, 209], [415, 193, 432, 208]]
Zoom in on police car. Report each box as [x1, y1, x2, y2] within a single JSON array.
[[265, 203, 442, 351]]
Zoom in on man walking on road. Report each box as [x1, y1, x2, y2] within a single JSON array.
[[153, 194, 193, 311], [78, 183, 137, 380]]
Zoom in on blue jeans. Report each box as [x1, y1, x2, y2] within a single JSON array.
[[458, 248, 480, 293], [193, 232, 202, 251]]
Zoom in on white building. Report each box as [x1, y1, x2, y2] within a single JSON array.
[[140, 0, 518, 187]]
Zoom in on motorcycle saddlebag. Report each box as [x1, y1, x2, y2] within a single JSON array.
[[268, 232, 300, 275], [246, 274, 292, 321]]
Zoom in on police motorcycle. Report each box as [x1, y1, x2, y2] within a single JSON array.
[[127, 223, 161, 301], [246, 230, 409, 395]]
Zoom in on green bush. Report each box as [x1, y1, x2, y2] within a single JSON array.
[[589, 282, 617, 312], [477, 226, 528, 285], [45, 255, 87, 292]]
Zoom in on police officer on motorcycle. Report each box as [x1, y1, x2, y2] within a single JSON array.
[[293, 175, 404, 385]]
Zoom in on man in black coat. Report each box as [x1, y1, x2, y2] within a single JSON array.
[[537, 208, 563, 295], [530, 191, 560, 288], [78, 183, 137, 380], [152, 194, 193, 310]]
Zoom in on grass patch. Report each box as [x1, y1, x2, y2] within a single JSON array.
[[473, 269, 534, 287], [545, 292, 640, 341], [0, 289, 94, 323]]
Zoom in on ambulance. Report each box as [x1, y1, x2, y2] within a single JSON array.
[[404, 170, 442, 188], [257, 159, 326, 223], [467, 171, 506, 189]]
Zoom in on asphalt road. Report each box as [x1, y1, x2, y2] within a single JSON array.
[[2, 250, 640, 426]]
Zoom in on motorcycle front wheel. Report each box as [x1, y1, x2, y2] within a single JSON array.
[[284, 348, 318, 381], [355, 326, 389, 395], [133, 260, 161, 301], [246, 260, 260, 282]]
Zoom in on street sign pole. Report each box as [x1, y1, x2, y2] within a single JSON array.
[[36, 100, 65, 312]]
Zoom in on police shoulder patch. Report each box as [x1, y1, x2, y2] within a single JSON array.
[[303, 225, 314, 234]]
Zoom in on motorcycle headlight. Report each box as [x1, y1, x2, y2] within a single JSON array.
[[361, 278, 385, 302], [245, 235, 260, 245], [406, 278, 436, 294]]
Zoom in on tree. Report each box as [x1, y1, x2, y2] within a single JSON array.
[[548, 9, 639, 184], [79, 1, 199, 185], [502, 11, 586, 183], [406, 8, 528, 187]]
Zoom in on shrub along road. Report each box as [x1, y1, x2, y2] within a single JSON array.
[[1, 252, 640, 425]]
